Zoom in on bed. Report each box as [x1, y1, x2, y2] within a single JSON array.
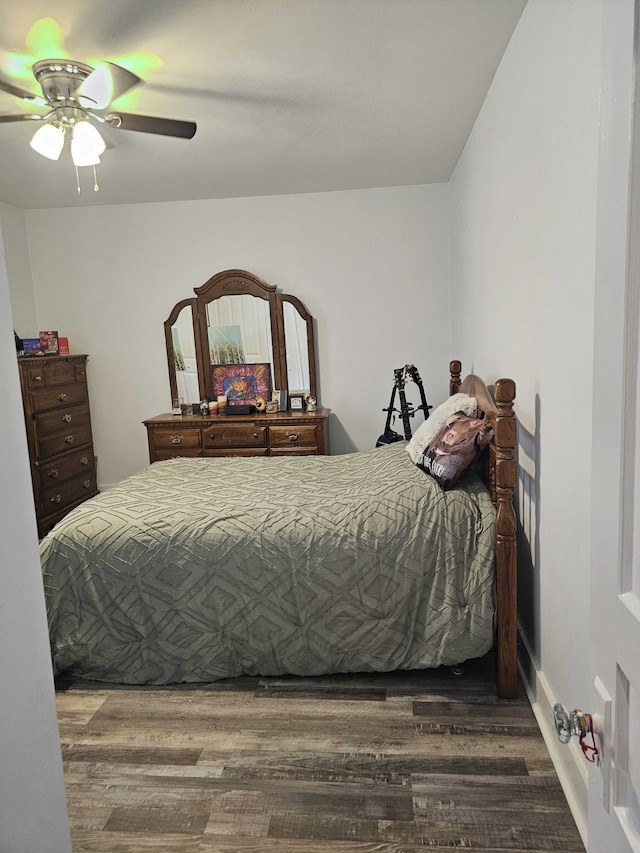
[[40, 361, 518, 698]]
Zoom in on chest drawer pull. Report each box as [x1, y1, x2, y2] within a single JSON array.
[[34, 375, 42, 382], [50, 493, 62, 504], [288, 433, 300, 441], [64, 434, 75, 444], [80, 456, 89, 465], [62, 413, 73, 423], [82, 479, 92, 489], [47, 468, 59, 479], [57, 392, 68, 401], [170, 435, 184, 444]]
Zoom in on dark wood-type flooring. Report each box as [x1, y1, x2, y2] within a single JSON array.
[[55, 653, 585, 852]]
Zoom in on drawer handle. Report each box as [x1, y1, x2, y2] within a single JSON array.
[[62, 413, 73, 423], [253, 432, 259, 439], [79, 456, 89, 466], [34, 375, 42, 382], [288, 433, 299, 441], [50, 494, 62, 504], [82, 479, 91, 489], [170, 435, 184, 444], [47, 468, 59, 479], [78, 371, 85, 377], [64, 434, 75, 444], [57, 393, 68, 401]]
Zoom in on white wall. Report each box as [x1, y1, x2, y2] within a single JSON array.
[[449, 0, 601, 834], [0, 200, 36, 334], [23, 183, 451, 486], [0, 227, 71, 851]]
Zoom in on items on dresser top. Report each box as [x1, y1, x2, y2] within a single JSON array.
[[17, 354, 98, 537], [144, 407, 330, 463]]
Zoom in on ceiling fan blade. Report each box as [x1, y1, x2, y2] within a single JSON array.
[[76, 62, 141, 109], [0, 76, 45, 106], [0, 113, 44, 123], [105, 111, 196, 139]]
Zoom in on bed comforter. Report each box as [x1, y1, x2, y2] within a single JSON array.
[[40, 442, 496, 684]]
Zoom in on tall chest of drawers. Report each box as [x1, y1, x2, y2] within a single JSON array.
[[17, 354, 98, 537]]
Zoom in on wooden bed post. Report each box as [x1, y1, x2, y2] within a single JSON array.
[[449, 359, 462, 395], [449, 360, 518, 699], [493, 378, 518, 699]]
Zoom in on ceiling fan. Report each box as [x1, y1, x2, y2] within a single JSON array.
[[0, 58, 196, 191]]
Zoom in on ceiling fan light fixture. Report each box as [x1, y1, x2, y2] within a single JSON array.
[[29, 121, 65, 160], [70, 120, 105, 167]]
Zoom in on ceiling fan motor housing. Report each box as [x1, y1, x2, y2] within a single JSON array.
[[32, 59, 93, 105]]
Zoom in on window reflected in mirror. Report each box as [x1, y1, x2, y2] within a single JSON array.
[[171, 303, 199, 404], [283, 300, 310, 393], [206, 295, 274, 380]]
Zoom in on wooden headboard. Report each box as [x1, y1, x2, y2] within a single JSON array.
[[449, 359, 518, 700]]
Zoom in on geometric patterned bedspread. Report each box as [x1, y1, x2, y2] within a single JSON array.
[[40, 442, 496, 685]]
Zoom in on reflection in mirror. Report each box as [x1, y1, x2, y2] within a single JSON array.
[[283, 300, 310, 393], [206, 294, 274, 382], [170, 303, 199, 404], [166, 270, 318, 407]]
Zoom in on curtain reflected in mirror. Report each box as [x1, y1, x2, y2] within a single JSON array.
[[283, 300, 310, 393], [170, 302, 199, 404], [207, 295, 274, 379]]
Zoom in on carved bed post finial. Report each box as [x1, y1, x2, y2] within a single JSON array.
[[449, 360, 462, 395], [493, 377, 518, 699]]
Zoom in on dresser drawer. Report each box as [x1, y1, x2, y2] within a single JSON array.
[[269, 424, 318, 449], [154, 449, 203, 461], [204, 423, 267, 449], [151, 428, 203, 452], [23, 358, 86, 390], [40, 471, 98, 517], [204, 448, 268, 457], [36, 424, 93, 460], [28, 382, 87, 414], [36, 448, 94, 491], [35, 403, 91, 436]]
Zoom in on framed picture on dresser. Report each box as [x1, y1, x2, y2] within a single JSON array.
[[212, 363, 272, 407]]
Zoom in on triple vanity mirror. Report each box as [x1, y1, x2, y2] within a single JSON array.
[[164, 269, 318, 409]]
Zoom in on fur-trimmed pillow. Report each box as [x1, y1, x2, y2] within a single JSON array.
[[419, 413, 494, 490], [406, 392, 477, 464]]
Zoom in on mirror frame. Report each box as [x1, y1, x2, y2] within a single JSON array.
[[164, 269, 318, 406]]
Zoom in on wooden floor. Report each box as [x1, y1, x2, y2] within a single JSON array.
[[55, 653, 585, 852]]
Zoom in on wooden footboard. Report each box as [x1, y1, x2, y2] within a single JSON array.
[[450, 360, 518, 699]]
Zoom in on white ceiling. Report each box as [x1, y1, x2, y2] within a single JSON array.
[[0, 0, 526, 210]]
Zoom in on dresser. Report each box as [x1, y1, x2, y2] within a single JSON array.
[[144, 407, 330, 462], [18, 354, 98, 537]]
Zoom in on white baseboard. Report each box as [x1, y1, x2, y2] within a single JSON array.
[[518, 635, 589, 849]]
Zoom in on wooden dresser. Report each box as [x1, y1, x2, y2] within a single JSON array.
[[17, 354, 98, 537], [144, 407, 330, 462]]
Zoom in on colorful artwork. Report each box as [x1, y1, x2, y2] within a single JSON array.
[[212, 363, 272, 406]]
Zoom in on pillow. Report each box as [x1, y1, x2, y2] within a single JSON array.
[[418, 412, 494, 490], [406, 392, 477, 464]]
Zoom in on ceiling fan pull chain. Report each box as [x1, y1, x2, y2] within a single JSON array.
[[75, 165, 81, 195], [93, 165, 99, 193]]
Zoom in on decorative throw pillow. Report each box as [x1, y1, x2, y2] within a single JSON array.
[[406, 392, 477, 464], [418, 412, 494, 490]]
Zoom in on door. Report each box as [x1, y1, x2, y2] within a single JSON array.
[[589, 0, 640, 849]]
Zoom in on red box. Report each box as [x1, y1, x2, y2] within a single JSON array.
[[58, 337, 69, 355], [39, 330, 59, 354]]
